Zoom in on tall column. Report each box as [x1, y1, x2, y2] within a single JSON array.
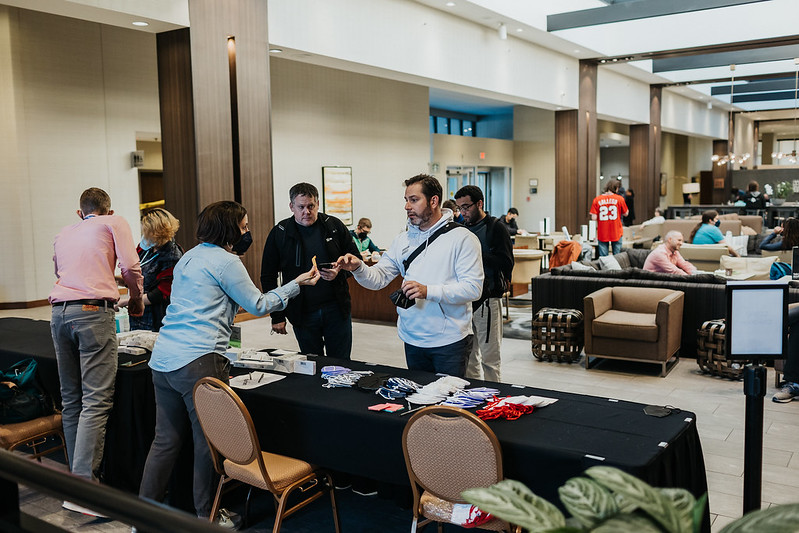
[[156, 0, 273, 278], [629, 86, 661, 225], [762, 131, 774, 165], [555, 61, 596, 231], [712, 140, 729, 203]]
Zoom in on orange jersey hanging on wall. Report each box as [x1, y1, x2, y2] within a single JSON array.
[[589, 193, 628, 243]]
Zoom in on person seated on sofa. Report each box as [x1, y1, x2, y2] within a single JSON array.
[[760, 217, 799, 252], [643, 231, 696, 275], [689, 210, 740, 257], [641, 207, 665, 227]]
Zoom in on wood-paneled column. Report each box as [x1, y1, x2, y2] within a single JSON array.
[[629, 86, 661, 225], [712, 140, 729, 203], [555, 61, 596, 231], [156, 0, 273, 278]]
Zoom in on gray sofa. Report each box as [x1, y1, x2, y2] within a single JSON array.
[[532, 248, 799, 357]]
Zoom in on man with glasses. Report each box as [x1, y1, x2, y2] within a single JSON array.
[[454, 186, 514, 382], [261, 182, 360, 359]]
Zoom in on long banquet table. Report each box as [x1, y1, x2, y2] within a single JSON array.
[[236, 356, 709, 522]]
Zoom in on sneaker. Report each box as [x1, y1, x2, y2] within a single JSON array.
[[773, 382, 799, 403], [216, 508, 242, 530], [62, 500, 107, 518]]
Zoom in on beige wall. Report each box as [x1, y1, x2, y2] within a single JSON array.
[[0, 7, 159, 303], [269, 58, 430, 248], [513, 106, 555, 232]]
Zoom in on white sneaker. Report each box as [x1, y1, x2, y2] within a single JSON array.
[[62, 500, 107, 518]]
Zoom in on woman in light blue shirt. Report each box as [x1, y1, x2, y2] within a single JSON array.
[[689, 210, 740, 256], [139, 201, 319, 523]]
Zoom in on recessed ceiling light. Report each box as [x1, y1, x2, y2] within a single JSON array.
[[574, 49, 580, 54], [516, 28, 523, 32], [446, 2, 455, 6], [269, 48, 283, 53], [131, 21, 149, 27]]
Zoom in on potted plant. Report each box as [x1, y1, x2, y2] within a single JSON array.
[[462, 465, 799, 532], [772, 181, 792, 205]]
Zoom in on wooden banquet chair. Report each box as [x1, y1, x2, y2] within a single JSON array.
[[402, 405, 520, 533], [193, 377, 340, 533], [0, 413, 67, 463]]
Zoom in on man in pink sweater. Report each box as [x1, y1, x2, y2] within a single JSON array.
[[643, 231, 696, 275], [49, 188, 143, 512]]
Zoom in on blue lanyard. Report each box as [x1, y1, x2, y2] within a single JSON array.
[[140, 249, 160, 267]]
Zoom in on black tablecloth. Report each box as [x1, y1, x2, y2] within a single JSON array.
[[237, 357, 708, 517], [0, 317, 155, 493]]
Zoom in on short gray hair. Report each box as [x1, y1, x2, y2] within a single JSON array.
[[665, 230, 683, 241]]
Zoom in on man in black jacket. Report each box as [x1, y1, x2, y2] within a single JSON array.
[[261, 183, 360, 359], [454, 186, 514, 381]]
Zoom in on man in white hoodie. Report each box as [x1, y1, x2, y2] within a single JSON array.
[[337, 174, 484, 377]]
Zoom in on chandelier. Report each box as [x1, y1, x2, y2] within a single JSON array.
[[711, 64, 751, 167], [771, 58, 799, 165]]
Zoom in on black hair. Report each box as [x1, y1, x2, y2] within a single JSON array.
[[196, 201, 247, 247], [507, 207, 519, 215], [289, 183, 319, 203], [454, 185, 484, 205], [80, 187, 111, 215], [404, 174, 442, 204]]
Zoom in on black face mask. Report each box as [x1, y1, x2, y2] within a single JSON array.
[[231, 231, 253, 255], [357, 232, 369, 240]]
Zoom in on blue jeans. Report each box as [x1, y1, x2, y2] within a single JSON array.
[[597, 240, 622, 257], [51, 303, 117, 481], [404, 335, 474, 378], [292, 302, 352, 360], [139, 352, 230, 518]]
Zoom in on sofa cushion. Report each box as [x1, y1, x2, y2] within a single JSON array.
[[570, 261, 596, 271], [549, 268, 634, 279], [630, 268, 725, 285], [598, 255, 623, 270], [720, 255, 776, 280], [612, 252, 632, 269], [593, 310, 659, 342], [624, 248, 652, 269]]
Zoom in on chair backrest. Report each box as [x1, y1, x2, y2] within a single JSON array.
[[611, 286, 676, 313], [402, 406, 502, 502], [193, 377, 260, 468], [762, 249, 793, 263]]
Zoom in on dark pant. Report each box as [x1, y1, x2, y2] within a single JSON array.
[[784, 306, 799, 383], [404, 335, 474, 378], [139, 353, 230, 518], [292, 302, 352, 360]]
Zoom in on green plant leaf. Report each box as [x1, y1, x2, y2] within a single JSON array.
[[614, 492, 637, 514], [692, 493, 708, 533], [462, 480, 565, 532], [592, 513, 664, 533], [658, 488, 696, 532], [558, 477, 618, 528], [585, 467, 685, 533], [719, 503, 799, 532]]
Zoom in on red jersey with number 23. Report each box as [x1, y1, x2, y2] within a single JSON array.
[[590, 193, 628, 243]]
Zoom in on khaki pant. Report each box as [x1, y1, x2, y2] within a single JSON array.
[[466, 298, 502, 382]]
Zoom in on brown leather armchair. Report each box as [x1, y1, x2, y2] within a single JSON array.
[[584, 286, 684, 377]]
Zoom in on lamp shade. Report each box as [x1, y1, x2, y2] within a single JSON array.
[[682, 183, 701, 194]]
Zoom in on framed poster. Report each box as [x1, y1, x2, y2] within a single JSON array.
[[322, 166, 353, 225]]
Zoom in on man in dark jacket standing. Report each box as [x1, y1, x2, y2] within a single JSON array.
[[261, 182, 360, 359], [454, 185, 514, 381]]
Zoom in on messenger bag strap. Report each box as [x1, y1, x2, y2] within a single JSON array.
[[402, 221, 461, 272]]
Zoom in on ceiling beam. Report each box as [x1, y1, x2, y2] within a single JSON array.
[[711, 77, 797, 95], [653, 44, 799, 72], [548, 0, 767, 32]]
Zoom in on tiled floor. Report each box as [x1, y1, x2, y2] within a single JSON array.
[[6, 302, 799, 532]]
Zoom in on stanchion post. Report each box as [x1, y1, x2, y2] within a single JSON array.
[[743, 363, 766, 514]]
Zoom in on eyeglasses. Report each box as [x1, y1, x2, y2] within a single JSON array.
[[456, 202, 475, 211]]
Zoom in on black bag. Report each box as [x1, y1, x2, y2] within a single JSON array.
[[0, 358, 55, 424], [390, 221, 462, 309]]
